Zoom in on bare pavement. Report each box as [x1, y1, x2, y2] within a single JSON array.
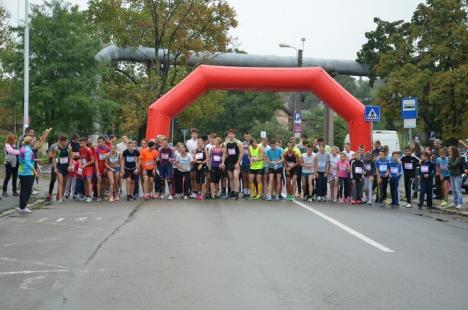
[[1, 194, 468, 310]]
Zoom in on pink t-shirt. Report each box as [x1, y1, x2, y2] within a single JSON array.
[[337, 160, 350, 178]]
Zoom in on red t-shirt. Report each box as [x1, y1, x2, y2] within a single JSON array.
[[95, 145, 110, 171], [79, 147, 94, 168]]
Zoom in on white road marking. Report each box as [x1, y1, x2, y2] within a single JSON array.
[[76, 217, 88, 222], [56, 218, 65, 223], [3, 238, 58, 247], [19, 275, 45, 289], [37, 218, 48, 223], [94, 217, 103, 222], [0, 257, 69, 269], [293, 201, 395, 253], [0, 270, 70, 276]]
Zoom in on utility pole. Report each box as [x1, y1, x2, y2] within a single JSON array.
[[23, 0, 29, 133]]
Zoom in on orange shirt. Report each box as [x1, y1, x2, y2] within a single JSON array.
[[140, 148, 158, 170]]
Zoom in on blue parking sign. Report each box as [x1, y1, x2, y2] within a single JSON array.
[[365, 105, 381, 122]]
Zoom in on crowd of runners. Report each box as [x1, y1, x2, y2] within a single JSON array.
[[2, 127, 467, 214]]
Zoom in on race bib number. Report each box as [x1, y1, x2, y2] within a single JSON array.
[[318, 162, 326, 170], [81, 158, 87, 165], [213, 155, 221, 162], [59, 157, 69, 164], [228, 148, 236, 156], [390, 167, 398, 174], [77, 168, 83, 175], [340, 165, 347, 171], [145, 161, 154, 167], [421, 165, 429, 173], [364, 164, 371, 171], [161, 153, 169, 160], [73, 152, 79, 158], [355, 167, 363, 174], [195, 153, 204, 160], [379, 165, 388, 172], [404, 163, 413, 170], [287, 162, 295, 167], [126, 156, 135, 163], [99, 153, 106, 161], [440, 163, 448, 170], [251, 157, 257, 162]]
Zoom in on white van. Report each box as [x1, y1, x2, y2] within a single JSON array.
[[344, 130, 400, 154]]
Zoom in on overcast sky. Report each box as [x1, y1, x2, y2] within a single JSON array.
[[1, 0, 423, 60]]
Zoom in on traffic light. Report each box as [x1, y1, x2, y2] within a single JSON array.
[[297, 49, 303, 67]]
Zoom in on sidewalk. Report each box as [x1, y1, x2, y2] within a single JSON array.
[[0, 177, 49, 214]]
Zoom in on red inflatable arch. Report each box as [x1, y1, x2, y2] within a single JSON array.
[[147, 65, 371, 150]]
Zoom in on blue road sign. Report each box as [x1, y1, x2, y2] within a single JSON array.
[[294, 112, 302, 123], [400, 97, 418, 119], [365, 105, 381, 122]]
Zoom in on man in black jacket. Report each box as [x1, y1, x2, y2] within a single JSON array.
[[401, 146, 420, 208]]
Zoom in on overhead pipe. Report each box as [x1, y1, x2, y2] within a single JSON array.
[[95, 44, 369, 76]]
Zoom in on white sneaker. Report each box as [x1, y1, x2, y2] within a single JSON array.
[[456, 204, 462, 209], [23, 207, 32, 214], [15, 207, 23, 213], [97, 198, 102, 202], [183, 195, 188, 200], [85, 197, 92, 203], [190, 193, 197, 199], [406, 203, 412, 208], [32, 190, 39, 195], [168, 195, 173, 200]]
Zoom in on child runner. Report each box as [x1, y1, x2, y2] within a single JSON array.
[[261, 138, 271, 199], [64, 153, 79, 200], [140, 141, 158, 200], [389, 151, 402, 208], [209, 138, 224, 199], [436, 148, 450, 207], [241, 133, 252, 198], [94, 136, 110, 202], [350, 151, 364, 204], [329, 146, 340, 202], [192, 138, 208, 200], [418, 152, 435, 210], [106, 145, 121, 202], [174, 143, 192, 199], [337, 152, 351, 203], [52, 135, 71, 203], [79, 138, 95, 203], [158, 138, 175, 200], [376, 150, 390, 207], [314, 144, 330, 202], [222, 129, 242, 200], [284, 142, 300, 201], [248, 138, 264, 200], [401, 146, 420, 207], [301, 144, 315, 202], [121, 141, 140, 201], [265, 139, 283, 201], [362, 152, 376, 205]]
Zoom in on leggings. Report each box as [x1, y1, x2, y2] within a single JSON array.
[[3, 163, 18, 193], [338, 177, 350, 199], [175, 170, 191, 196], [363, 176, 374, 203], [353, 178, 363, 201], [19, 175, 34, 209], [316, 172, 328, 197], [48, 168, 57, 195]]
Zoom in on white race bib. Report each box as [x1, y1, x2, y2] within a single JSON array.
[[195, 153, 204, 160], [355, 167, 363, 174], [126, 156, 135, 163], [252, 156, 257, 161], [404, 163, 413, 170], [81, 158, 87, 165], [213, 155, 221, 162], [390, 167, 398, 174], [77, 168, 83, 175], [287, 162, 295, 167], [99, 153, 106, 160], [228, 148, 236, 156], [59, 157, 69, 164], [145, 161, 154, 167], [364, 164, 371, 171], [379, 164, 388, 172], [161, 153, 169, 160], [421, 165, 429, 173]]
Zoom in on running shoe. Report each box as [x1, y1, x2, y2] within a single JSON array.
[[23, 207, 32, 214]]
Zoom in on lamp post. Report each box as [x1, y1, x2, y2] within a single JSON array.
[[23, 0, 30, 133]]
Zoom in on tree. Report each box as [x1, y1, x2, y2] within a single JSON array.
[[2, 0, 114, 136], [357, 0, 467, 142]]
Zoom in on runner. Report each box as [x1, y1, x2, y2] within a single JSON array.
[[363, 152, 376, 205], [401, 146, 420, 207], [52, 135, 71, 203], [174, 143, 192, 199], [140, 141, 158, 200], [284, 142, 300, 201], [265, 139, 283, 201], [69, 134, 83, 198], [120, 141, 140, 201], [187, 128, 199, 196], [158, 138, 175, 200], [248, 138, 264, 200], [376, 150, 390, 207], [389, 151, 402, 208], [105, 145, 121, 202], [94, 136, 110, 202], [64, 153, 79, 200], [209, 137, 224, 199], [350, 151, 364, 204], [192, 138, 208, 200], [329, 146, 340, 202], [337, 152, 351, 203], [436, 148, 450, 207], [79, 137, 95, 203], [135, 139, 147, 198], [221, 129, 242, 199], [240, 132, 252, 198], [116, 135, 128, 154], [301, 144, 315, 202], [418, 152, 435, 210], [261, 137, 271, 199], [314, 144, 330, 202]]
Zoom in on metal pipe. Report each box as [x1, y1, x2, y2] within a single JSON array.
[[95, 44, 369, 76]]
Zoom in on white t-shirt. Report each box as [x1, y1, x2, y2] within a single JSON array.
[[301, 152, 315, 174], [116, 142, 127, 154], [176, 153, 193, 172], [186, 139, 198, 153], [344, 150, 355, 160], [329, 154, 340, 177]]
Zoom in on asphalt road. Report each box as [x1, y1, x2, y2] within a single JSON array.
[[1, 199, 468, 310]]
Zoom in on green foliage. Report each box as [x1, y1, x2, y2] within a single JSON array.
[[357, 0, 468, 141], [250, 118, 292, 142]]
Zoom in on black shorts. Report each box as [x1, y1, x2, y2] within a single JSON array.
[[145, 169, 155, 178], [211, 167, 222, 183], [249, 168, 263, 176], [196, 166, 206, 184], [226, 161, 237, 171], [269, 168, 283, 175], [57, 165, 68, 176], [443, 176, 450, 182], [123, 169, 137, 180], [241, 165, 250, 173], [286, 168, 298, 177]]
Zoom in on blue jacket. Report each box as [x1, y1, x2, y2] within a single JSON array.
[[419, 160, 435, 179], [389, 161, 402, 180], [376, 158, 390, 177], [18, 145, 35, 176]]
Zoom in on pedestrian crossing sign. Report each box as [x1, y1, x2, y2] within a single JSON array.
[[365, 105, 381, 122]]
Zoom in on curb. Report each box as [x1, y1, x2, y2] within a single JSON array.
[[0, 198, 47, 218]]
